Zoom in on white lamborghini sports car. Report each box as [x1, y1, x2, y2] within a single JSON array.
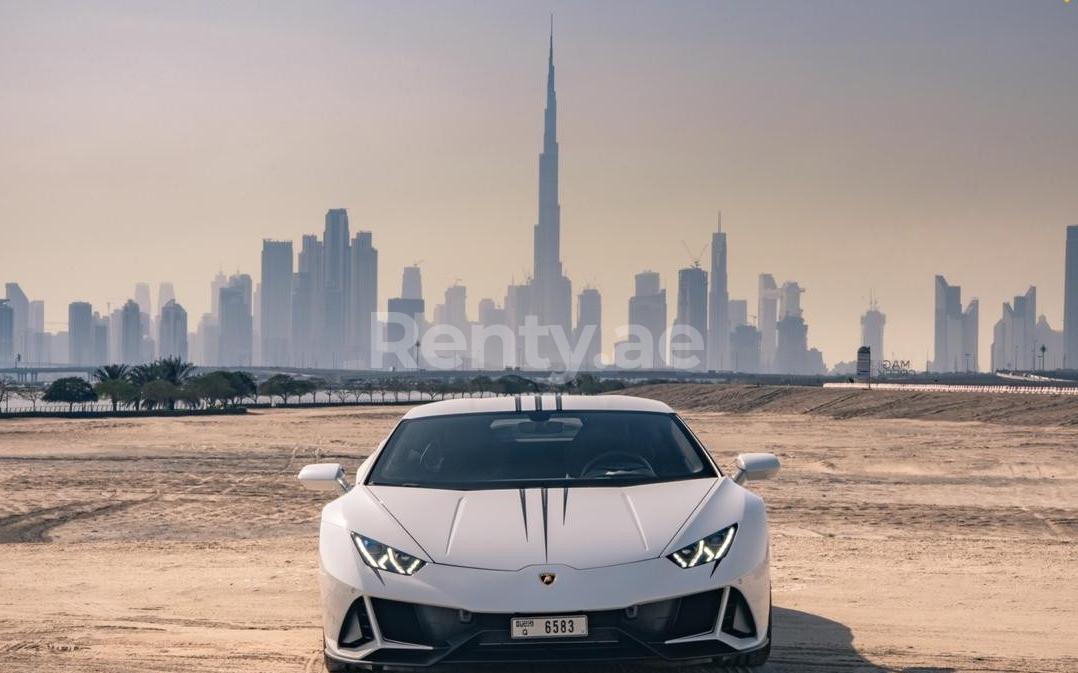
[[299, 394, 780, 671]]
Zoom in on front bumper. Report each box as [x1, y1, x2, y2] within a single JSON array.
[[325, 585, 767, 669]]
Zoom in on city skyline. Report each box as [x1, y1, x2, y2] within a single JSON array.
[[3, 2, 1077, 369]]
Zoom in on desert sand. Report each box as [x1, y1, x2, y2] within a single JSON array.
[[1, 387, 1077, 672]]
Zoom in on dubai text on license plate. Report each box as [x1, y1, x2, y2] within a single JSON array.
[[510, 615, 588, 639]]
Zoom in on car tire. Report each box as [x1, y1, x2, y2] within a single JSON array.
[[324, 652, 349, 673], [325, 652, 376, 673]]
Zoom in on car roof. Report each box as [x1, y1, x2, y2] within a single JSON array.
[[400, 394, 674, 420]]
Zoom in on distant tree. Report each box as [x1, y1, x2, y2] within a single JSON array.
[[140, 380, 181, 410], [345, 378, 366, 403], [384, 377, 402, 402], [360, 378, 376, 403], [259, 374, 296, 404], [43, 377, 98, 411], [292, 378, 318, 402], [600, 378, 626, 393], [156, 356, 195, 386], [184, 372, 237, 408], [331, 383, 351, 404], [126, 363, 161, 389], [432, 379, 451, 401], [495, 374, 541, 396], [470, 375, 494, 398], [16, 385, 45, 411], [222, 371, 257, 404], [177, 382, 204, 409], [94, 379, 139, 411], [306, 377, 327, 403], [0, 377, 14, 412], [92, 364, 130, 384]]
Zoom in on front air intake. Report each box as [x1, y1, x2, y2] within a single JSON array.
[[338, 598, 374, 648], [720, 587, 757, 639]]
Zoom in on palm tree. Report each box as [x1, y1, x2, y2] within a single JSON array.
[[157, 357, 195, 387], [125, 358, 195, 410], [92, 364, 130, 383]]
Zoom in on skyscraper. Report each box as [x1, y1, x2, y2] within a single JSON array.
[[730, 324, 761, 373], [120, 299, 142, 364], [292, 234, 323, 367], [991, 287, 1035, 371], [92, 312, 108, 366], [402, 266, 423, 301], [574, 287, 602, 370], [477, 298, 509, 370], [4, 283, 29, 363], [158, 282, 175, 310], [211, 271, 228, 320], [1064, 225, 1078, 370], [159, 299, 188, 361], [68, 301, 94, 365], [349, 231, 378, 366], [219, 279, 252, 367], [774, 282, 809, 375], [757, 274, 779, 373], [531, 24, 572, 365], [707, 216, 729, 371], [504, 282, 532, 368], [29, 300, 47, 364], [0, 300, 13, 365], [861, 298, 886, 371], [322, 208, 351, 362], [674, 266, 708, 370], [933, 275, 979, 372], [261, 239, 293, 366], [729, 299, 749, 330], [134, 282, 152, 319], [626, 271, 667, 369]]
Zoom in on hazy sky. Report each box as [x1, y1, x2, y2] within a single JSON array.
[[2, 1, 1077, 369]]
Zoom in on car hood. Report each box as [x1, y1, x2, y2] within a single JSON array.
[[364, 479, 718, 571]]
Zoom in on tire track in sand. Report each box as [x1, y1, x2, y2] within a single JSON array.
[[0, 493, 158, 543]]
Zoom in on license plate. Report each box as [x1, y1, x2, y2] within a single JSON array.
[[510, 615, 588, 639]]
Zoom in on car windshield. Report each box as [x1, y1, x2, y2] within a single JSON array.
[[366, 410, 716, 490]]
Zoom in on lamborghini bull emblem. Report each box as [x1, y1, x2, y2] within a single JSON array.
[[539, 572, 557, 586]]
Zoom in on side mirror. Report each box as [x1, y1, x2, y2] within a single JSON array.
[[298, 463, 351, 493], [732, 452, 780, 485]]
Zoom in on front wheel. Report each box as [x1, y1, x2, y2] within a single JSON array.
[[324, 652, 383, 673]]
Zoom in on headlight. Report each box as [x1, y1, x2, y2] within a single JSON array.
[[351, 533, 427, 575], [668, 524, 737, 569]]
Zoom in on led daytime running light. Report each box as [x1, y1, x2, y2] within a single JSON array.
[[352, 533, 426, 575], [668, 524, 737, 569]]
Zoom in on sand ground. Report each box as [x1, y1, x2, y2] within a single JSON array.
[[1, 399, 1076, 673]]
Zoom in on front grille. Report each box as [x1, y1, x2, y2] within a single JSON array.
[[371, 598, 427, 643], [363, 589, 734, 665], [668, 589, 722, 638]]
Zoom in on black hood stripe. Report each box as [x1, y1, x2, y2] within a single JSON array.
[[541, 487, 549, 562], [518, 488, 529, 541]]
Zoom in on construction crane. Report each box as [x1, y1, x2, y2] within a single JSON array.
[[681, 240, 707, 269]]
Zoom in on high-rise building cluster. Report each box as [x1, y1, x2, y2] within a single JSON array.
[[0, 26, 820, 375], [189, 212, 380, 370], [1, 30, 1074, 377]]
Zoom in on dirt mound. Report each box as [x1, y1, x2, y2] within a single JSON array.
[[621, 383, 1078, 425]]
